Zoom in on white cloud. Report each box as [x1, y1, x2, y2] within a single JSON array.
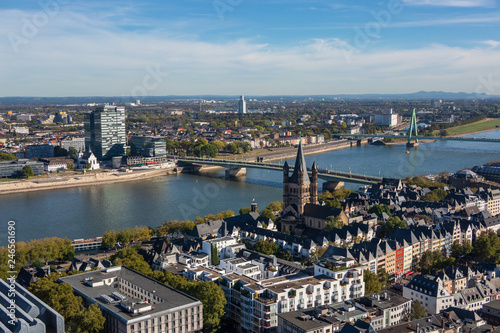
[[0, 8, 499, 96], [479, 40, 500, 48], [402, 0, 496, 7]]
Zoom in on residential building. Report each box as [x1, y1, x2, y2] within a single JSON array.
[[60, 266, 203, 333], [84, 105, 126, 159], [403, 274, 454, 314], [357, 291, 411, 330], [60, 137, 85, 151], [71, 237, 103, 252], [278, 307, 340, 333], [201, 237, 239, 264], [40, 157, 74, 172], [482, 299, 500, 325]]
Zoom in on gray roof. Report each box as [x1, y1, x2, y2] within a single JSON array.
[[60, 266, 201, 323]]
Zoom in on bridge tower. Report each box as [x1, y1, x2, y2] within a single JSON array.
[[407, 108, 419, 148]]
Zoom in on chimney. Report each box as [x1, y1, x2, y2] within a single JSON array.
[[442, 318, 445, 330], [251, 202, 258, 213]]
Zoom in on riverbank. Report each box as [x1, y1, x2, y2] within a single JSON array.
[[0, 168, 175, 195]]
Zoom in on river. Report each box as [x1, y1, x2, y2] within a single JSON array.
[[1, 130, 500, 245]]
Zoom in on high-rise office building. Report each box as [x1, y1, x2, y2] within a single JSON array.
[[84, 105, 126, 160], [237, 95, 247, 114]]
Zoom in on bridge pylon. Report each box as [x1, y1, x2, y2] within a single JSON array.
[[407, 108, 419, 148]]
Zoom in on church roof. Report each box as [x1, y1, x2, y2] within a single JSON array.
[[289, 141, 310, 184]]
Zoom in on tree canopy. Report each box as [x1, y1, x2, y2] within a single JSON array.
[[379, 216, 407, 238], [253, 240, 279, 255], [410, 300, 427, 319], [473, 231, 500, 262], [324, 216, 344, 232], [368, 204, 391, 217], [363, 269, 382, 295]]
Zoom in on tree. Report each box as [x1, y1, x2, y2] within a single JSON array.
[[110, 247, 152, 276], [29, 277, 82, 320], [22, 165, 34, 178], [68, 147, 78, 160], [377, 268, 390, 289], [0, 152, 16, 161], [364, 269, 382, 295], [277, 250, 293, 261], [239, 206, 253, 215], [418, 250, 443, 273], [324, 216, 344, 232], [410, 300, 427, 319], [253, 240, 278, 255], [473, 231, 500, 262], [261, 201, 283, 222], [226, 142, 239, 154], [54, 146, 68, 157], [379, 216, 407, 238], [67, 162, 74, 170], [239, 141, 251, 153], [368, 204, 391, 217], [422, 188, 448, 202], [185, 281, 226, 333], [67, 303, 105, 333], [85, 163, 92, 170], [211, 245, 220, 266], [451, 240, 473, 257], [102, 230, 118, 249], [212, 140, 225, 151]]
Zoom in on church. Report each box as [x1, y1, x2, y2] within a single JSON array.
[[281, 142, 348, 235]]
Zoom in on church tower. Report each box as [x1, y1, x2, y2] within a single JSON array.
[[282, 141, 318, 217]]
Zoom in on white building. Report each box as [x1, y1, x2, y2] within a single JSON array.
[[77, 149, 100, 170], [238, 95, 247, 114], [374, 109, 399, 127], [201, 237, 239, 264], [403, 274, 454, 315]]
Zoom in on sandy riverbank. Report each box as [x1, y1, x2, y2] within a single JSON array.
[[0, 168, 175, 195]]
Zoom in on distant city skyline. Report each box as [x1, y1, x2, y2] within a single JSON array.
[[1, 0, 499, 97]]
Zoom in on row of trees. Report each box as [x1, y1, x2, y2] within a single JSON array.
[[101, 226, 152, 249], [164, 138, 251, 157], [0, 237, 74, 279], [155, 210, 235, 237]]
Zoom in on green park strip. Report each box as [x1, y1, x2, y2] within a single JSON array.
[[434, 118, 500, 136]]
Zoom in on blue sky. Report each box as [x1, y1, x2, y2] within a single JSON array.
[[0, 0, 499, 97]]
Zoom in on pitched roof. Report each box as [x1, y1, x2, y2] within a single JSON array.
[[289, 141, 310, 184]]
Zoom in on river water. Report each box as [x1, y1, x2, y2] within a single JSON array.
[[1, 130, 499, 245]]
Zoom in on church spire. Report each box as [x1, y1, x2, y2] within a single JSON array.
[[289, 140, 310, 185]]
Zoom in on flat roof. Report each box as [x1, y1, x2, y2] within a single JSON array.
[[278, 310, 337, 330], [60, 266, 201, 323]]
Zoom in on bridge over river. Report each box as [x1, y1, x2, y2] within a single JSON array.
[[175, 156, 382, 186]]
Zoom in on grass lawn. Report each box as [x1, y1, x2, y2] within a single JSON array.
[[433, 118, 500, 136]]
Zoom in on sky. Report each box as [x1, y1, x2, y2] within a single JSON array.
[[0, 0, 499, 97]]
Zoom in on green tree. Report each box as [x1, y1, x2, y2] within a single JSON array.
[[226, 142, 238, 154], [200, 143, 218, 158], [419, 250, 443, 273], [277, 250, 293, 261], [0, 152, 17, 161], [67, 162, 74, 170], [451, 240, 473, 257], [212, 140, 225, 151], [239, 206, 254, 215], [253, 240, 278, 255], [378, 268, 390, 289], [68, 147, 78, 160], [211, 245, 220, 266], [85, 162, 92, 170], [239, 141, 251, 153], [410, 300, 427, 319], [110, 247, 152, 276], [368, 204, 391, 217], [261, 201, 283, 222], [422, 188, 448, 202], [54, 146, 68, 157], [102, 230, 118, 249], [379, 216, 407, 238], [29, 277, 82, 320], [473, 231, 500, 262], [324, 216, 344, 232], [364, 269, 382, 295], [22, 165, 34, 178], [186, 281, 226, 333], [67, 303, 106, 333]]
